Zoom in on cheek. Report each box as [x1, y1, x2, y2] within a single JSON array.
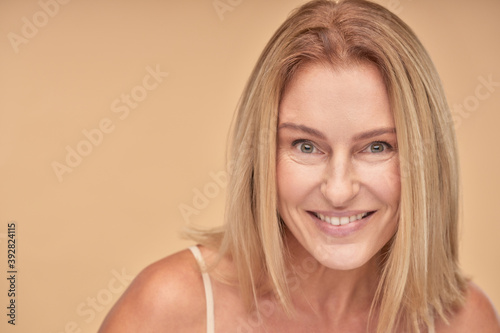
[[358, 158, 401, 206], [276, 156, 323, 206]]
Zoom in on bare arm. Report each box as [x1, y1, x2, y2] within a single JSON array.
[[436, 282, 500, 333], [98, 249, 207, 333]]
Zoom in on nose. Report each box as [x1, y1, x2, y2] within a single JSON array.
[[320, 154, 360, 208]]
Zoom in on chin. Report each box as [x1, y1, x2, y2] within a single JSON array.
[[309, 242, 379, 272]]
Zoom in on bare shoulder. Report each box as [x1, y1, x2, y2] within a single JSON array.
[[98, 246, 212, 333], [436, 281, 500, 333]]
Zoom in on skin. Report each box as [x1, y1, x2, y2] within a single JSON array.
[[276, 61, 400, 273], [98, 63, 500, 333]]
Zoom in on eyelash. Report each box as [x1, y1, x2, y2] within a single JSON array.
[[292, 139, 320, 154], [365, 141, 394, 153], [291, 139, 394, 154]]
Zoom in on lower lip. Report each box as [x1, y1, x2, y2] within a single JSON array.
[[309, 212, 373, 237]]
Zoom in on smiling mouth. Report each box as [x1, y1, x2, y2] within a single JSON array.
[[313, 211, 375, 226]]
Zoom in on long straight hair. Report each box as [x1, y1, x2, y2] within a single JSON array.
[[190, 1, 467, 331]]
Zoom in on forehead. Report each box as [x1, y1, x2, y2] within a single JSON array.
[[278, 62, 393, 130]]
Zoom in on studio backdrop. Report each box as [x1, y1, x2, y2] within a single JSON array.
[[0, 0, 499, 332]]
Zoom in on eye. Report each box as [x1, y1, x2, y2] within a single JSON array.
[[293, 140, 318, 154], [299, 142, 314, 153], [368, 141, 391, 153]]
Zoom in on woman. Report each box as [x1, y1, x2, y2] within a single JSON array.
[[99, 0, 500, 332]]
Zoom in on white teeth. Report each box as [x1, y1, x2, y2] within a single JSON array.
[[331, 216, 340, 225], [340, 217, 349, 225], [316, 212, 370, 225]]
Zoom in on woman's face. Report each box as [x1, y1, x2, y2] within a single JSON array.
[[277, 62, 400, 270]]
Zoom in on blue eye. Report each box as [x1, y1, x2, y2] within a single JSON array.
[[369, 141, 390, 153], [292, 140, 318, 154], [299, 142, 315, 153]]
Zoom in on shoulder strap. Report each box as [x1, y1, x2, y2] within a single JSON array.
[[188, 246, 215, 333]]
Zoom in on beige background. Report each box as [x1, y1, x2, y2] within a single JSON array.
[[0, 0, 499, 332]]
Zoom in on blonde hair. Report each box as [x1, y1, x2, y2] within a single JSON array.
[[190, 0, 467, 332]]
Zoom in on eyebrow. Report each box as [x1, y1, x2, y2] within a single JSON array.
[[278, 123, 327, 139], [353, 127, 396, 141], [278, 122, 396, 141]]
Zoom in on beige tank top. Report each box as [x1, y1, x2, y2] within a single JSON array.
[[188, 246, 215, 333]]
